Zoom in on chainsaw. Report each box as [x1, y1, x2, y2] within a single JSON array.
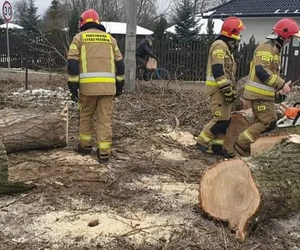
[[276, 103, 300, 128]]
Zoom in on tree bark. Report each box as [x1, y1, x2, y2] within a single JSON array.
[[198, 134, 300, 241], [0, 141, 8, 183], [0, 140, 35, 194], [0, 106, 68, 153]]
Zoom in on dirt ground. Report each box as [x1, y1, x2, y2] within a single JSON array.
[[0, 71, 300, 250]]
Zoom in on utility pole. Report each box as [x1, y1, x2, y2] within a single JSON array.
[[124, 0, 137, 92]]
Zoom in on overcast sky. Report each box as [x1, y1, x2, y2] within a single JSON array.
[[4, 0, 172, 18]]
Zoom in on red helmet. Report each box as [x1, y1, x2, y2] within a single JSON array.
[[221, 16, 245, 40], [272, 18, 300, 40], [79, 9, 100, 28]]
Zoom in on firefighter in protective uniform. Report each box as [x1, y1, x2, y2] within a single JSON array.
[[67, 9, 125, 163], [196, 16, 245, 157], [234, 18, 300, 156]]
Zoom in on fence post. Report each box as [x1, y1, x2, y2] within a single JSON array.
[[25, 36, 29, 90]]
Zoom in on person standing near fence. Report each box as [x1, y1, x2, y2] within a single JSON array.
[[196, 16, 245, 157], [67, 9, 125, 163], [233, 18, 300, 156], [136, 35, 158, 81]]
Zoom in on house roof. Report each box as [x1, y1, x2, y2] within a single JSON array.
[[166, 16, 223, 35], [101, 21, 153, 35], [0, 23, 23, 29], [204, 0, 300, 18], [63, 22, 153, 35]]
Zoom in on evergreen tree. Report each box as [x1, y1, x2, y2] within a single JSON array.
[[153, 17, 168, 41], [43, 0, 63, 34], [173, 0, 200, 42], [206, 18, 215, 46], [20, 0, 40, 33], [68, 7, 80, 38]]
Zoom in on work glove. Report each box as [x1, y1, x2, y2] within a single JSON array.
[[68, 82, 79, 102], [275, 91, 287, 103], [115, 76, 125, 97], [222, 87, 236, 105]]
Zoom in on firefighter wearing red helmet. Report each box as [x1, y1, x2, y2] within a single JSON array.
[[234, 18, 300, 157], [67, 9, 125, 163], [196, 16, 245, 157]]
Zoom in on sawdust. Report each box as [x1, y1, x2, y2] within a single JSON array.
[[127, 175, 199, 205], [288, 134, 300, 144], [157, 148, 186, 161], [25, 206, 185, 246], [46, 151, 100, 165], [162, 130, 196, 147]]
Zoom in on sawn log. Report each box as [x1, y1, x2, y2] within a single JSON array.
[[0, 107, 68, 153], [198, 134, 300, 241], [0, 140, 35, 194]]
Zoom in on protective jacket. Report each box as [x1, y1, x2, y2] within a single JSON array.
[[205, 39, 236, 95], [67, 28, 123, 96], [136, 38, 156, 59], [244, 40, 285, 101]]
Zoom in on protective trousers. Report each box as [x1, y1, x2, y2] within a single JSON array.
[[235, 100, 277, 155], [197, 91, 231, 151], [79, 93, 114, 156]]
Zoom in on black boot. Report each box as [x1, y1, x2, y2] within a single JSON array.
[[97, 149, 109, 163], [196, 143, 213, 154], [211, 145, 234, 158], [76, 144, 92, 155]]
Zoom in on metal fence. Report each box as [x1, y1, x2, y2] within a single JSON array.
[[0, 30, 298, 82]]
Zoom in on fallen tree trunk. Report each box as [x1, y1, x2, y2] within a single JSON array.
[[0, 140, 35, 194], [198, 134, 300, 241], [0, 141, 8, 182], [0, 107, 68, 153]]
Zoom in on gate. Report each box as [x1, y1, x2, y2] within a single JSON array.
[[284, 39, 300, 82]]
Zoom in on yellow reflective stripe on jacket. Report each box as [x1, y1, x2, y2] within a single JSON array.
[[245, 84, 275, 97], [110, 46, 115, 73], [81, 45, 87, 73], [206, 76, 227, 87], [68, 76, 79, 82], [79, 134, 93, 142], [97, 141, 112, 150], [241, 130, 254, 143], [206, 80, 218, 87], [265, 75, 277, 86], [80, 77, 116, 84], [80, 72, 115, 78], [198, 131, 212, 143]]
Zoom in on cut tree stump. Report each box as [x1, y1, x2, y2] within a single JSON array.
[[0, 107, 68, 153], [199, 134, 300, 241], [0, 140, 35, 195]]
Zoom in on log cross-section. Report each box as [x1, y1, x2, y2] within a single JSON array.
[[198, 159, 261, 240], [199, 134, 300, 241], [0, 107, 68, 153]]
